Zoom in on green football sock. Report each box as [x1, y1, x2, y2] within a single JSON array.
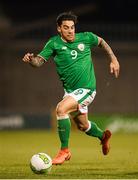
[[57, 118, 71, 149], [85, 121, 104, 140]]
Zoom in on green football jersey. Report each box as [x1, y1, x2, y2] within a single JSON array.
[[38, 32, 98, 92]]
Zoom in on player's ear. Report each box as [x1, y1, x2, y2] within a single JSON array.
[[57, 26, 61, 33]]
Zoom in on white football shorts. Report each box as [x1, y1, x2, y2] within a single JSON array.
[[63, 88, 96, 114]]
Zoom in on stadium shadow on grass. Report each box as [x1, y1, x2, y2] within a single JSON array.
[[125, 172, 138, 176]]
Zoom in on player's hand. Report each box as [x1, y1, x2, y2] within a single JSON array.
[[22, 53, 34, 63], [110, 58, 120, 78]]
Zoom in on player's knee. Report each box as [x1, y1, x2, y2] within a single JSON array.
[[77, 123, 89, 132], [56, 103, 66, 117]]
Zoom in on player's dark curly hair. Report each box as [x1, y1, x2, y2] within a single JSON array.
[[56, 11, 78, 26]]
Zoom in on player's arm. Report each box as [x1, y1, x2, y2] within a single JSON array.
[[22, 53, 45, 67], [98, 37, 120, 78]]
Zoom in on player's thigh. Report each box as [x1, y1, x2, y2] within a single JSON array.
[[73, 113, 89, 130], [56, 95, 78, 114], [68, 88, 96, 114]]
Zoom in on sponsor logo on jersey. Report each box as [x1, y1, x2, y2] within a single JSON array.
[[62, 46, 67, 50], [78, 43, 85, 51]]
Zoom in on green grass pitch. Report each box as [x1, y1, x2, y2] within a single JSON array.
[[0, 130, 138, 179]]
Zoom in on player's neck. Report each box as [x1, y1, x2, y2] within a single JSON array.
[[60, 36, 75, 43], [61, 37, 67, 42]]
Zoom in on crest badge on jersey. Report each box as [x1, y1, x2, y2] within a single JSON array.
[[78, 43, 85, 51]]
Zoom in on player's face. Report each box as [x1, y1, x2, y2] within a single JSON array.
[[57, 20, 75, 42]]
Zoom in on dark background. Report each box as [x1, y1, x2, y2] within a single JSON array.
[[0, 0, 138, 23]]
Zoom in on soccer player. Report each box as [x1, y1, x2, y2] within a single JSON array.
[[23, 12, 120, 165]]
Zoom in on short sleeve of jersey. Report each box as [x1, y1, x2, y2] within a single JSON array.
[[85, 32, 98, 48], [38, 38, 54, 61]]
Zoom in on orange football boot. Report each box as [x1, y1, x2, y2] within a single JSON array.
[[52, 148, 71, 165], [101, 129, 112, 155]]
